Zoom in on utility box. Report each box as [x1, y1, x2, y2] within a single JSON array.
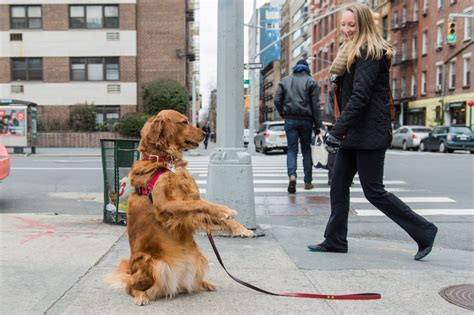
[[0, 99, 38, 154], [100, 138, 140, 225]]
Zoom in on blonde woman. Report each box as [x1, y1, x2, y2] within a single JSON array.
[[308, 3, 438, 261]]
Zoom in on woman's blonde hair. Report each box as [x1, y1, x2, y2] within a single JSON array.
[[344, 3, 394, 71]]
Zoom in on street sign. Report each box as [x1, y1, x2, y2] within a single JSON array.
[[243, 79, 250, 85], [244, 62, 263, 70]]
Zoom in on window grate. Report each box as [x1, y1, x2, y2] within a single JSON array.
[[11, 85, 24, 93], [106, 32, 120, 41], [107, 84, 121, 93], [10, 33, 23, 41]]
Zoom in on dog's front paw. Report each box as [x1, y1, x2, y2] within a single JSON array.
[[235, 227, 254, 238], [200, 280, 217, 291], [133, 291, 150, 306]]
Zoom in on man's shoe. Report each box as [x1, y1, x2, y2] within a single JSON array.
[[288, 179, 296, 193], [415, 226, 438, 261], [307, 244, 348, 253], [304, 183, 314, 190]]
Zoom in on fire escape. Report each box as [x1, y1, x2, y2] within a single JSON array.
[[391, 9, 419, 120]]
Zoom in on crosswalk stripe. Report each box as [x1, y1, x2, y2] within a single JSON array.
[[195, 179, 404, 185], [350, 197, 455, 203], [198, 173, 358, 178], [355, 209, 474, 216], [199, 187, 412, 194]]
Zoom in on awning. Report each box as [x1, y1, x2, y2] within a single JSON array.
[[408, 107, 425, 113], [448, 102, 465, 109]]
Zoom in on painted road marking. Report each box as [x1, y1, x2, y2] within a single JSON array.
[[355, 209, 474, 216]]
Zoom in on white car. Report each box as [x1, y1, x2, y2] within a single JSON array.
[[254, 121, 287, 154], [391, 125, 432, 150]]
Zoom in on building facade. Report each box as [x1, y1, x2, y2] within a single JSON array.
[[0, 0, 197, 131]]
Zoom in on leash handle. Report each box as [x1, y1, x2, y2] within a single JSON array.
[[207, 233, 381, 300]]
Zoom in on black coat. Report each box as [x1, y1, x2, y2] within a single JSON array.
[[330, 50, 392, 150], [274, 72, 322, 127]]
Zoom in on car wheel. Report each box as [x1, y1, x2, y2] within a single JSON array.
[[262, 147, 269, 154], [283, 148, 287, 154], [470, 150, 474, 154], [447, 149, 454, 153], [439, 142, 447, 153], [419, 142, 426, 152], [402, 141, 408, 151]]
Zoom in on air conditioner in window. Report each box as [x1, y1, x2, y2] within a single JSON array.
[[422, 7, 428, 16], [436, 84, 442, 92], [106, 32, 120, 41], [107, 84, 121, 93], [435, 42, 443, 50]]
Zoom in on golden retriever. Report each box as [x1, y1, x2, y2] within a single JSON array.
[[108, 110, 253, 305]]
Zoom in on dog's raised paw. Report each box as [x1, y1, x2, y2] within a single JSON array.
[[218, 207, 237, 220], [237, 228, 254, 238]]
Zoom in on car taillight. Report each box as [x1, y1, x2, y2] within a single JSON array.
[[412, 134, 417, 139], [263, 132, 270, 137], [447, 134, 453, 141]]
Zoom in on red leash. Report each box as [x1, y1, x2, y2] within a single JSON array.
[[207, 233, 381, 300]]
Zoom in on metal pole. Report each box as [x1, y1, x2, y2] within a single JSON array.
[[206, 0, 256, 229], [247, 0, 257, 155], [192, 78, 197, 126]]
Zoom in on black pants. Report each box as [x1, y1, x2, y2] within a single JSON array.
[[323, 148, 437, 251]]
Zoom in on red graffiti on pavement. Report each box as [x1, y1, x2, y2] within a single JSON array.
[[14, 216, 96, 244]]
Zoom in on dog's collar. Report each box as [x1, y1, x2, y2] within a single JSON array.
[[140, 153, 172, 163]]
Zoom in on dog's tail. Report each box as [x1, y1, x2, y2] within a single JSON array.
[[105, 259, 132, 289]]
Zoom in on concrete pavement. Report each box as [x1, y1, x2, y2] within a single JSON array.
[[2, 146, 473, 314]]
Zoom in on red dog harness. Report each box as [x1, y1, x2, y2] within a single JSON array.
[[135, 154, 172, 202]]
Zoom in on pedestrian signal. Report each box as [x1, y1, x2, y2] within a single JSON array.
[[447, 22, 456, 43]]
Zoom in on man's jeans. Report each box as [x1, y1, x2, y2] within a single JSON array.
[[284, 119, 313, 184]]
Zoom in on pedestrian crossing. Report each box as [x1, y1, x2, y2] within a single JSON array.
[[184, 154, 471, 217]]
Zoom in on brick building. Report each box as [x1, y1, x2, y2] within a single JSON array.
[[0, 0, 198, 131], [390, 0, 473, 128]]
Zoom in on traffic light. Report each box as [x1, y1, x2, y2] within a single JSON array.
[[447, 21, 456, 44], [244, 95, 250, 109]]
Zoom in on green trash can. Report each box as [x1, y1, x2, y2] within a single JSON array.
[[100, 139, 140, 225]]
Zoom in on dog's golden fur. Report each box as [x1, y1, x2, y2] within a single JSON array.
[[107, 110, 253, 305]]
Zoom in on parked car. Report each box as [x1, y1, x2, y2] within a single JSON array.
[[391, 125, 432, 150], [243, 129, 257, 147], [0, 143, 11, 181], [419, 126, 474, 153], [254, 121, 287, 154]]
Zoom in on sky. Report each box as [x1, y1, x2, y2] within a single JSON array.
[[199, 0, 267, 113]]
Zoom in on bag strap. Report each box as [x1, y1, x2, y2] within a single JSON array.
[[333, 85, 341, 121]]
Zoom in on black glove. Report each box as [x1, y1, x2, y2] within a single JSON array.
[[324, 133, 341, 154], [314, 128, 321, 136]]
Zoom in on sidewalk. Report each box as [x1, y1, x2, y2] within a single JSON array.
[[2, 209, 472, 314]]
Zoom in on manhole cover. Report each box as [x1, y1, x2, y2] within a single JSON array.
[[439, 284, 474, 311]]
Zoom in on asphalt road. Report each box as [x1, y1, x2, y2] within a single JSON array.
[[1, 148, 473, 252]]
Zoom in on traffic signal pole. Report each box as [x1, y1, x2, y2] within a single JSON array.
[[206, 0, 256, 229]]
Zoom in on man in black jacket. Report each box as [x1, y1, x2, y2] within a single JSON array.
[[274, 59, 322, 193]]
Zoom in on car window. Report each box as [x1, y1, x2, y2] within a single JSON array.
[[268, 124, 285, 132], [412, 128, 431, 133], [400, 128, 408, 134], [450, 127, 472, 134]]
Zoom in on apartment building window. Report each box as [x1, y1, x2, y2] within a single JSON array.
[[449, 60, 456, 89], [324, 16, 328, 37], [69, 5, 119, 29], [318, 20, 323, 40], [464, 9, 472, 41], [323, 79, 328, 98], [436, 63, 443, 91], [463, 55, 470, 87], [401, 77, 406, 97], [330, 42, 334, 61], [436, 22, 444, 49], [411, 74, 417, 96], [423, 0, 429, 15], [421, 71, 427, 95], [96, 106, 120, 126], [382, 15, 388, 39], [422, 31, 428, 55], [392, 79, 397, 99], [412, 35, 418, 58], [70, 57, 119, 81], [318, 50, 322, 71], [402, 41, 407, 61], [393, 11, 399, 28], [11, 58, 42, 81], [10, 5, 42, 29], [413, 0, 419, 21], [437, 0, 444, 9], [402, 7, 407, 24]]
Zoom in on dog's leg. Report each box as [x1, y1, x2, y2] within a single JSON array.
[[223, 219, 254, 237], [157, 200, 237, 220]]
